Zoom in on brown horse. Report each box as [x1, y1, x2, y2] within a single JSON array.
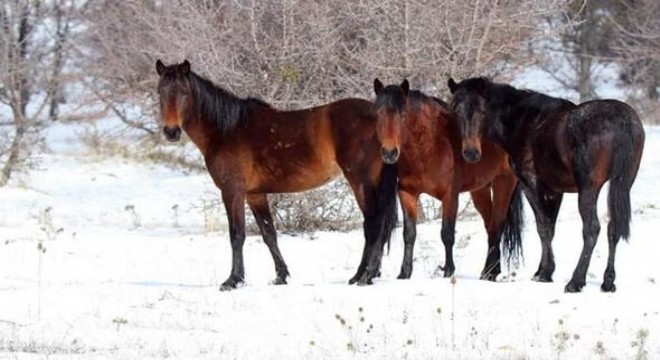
[[448, 77, 645, 292], [155, 60, 397, 290], [371, 79, 524, 281]]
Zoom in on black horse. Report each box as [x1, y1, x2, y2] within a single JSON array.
[[448, 77, 645, 293]]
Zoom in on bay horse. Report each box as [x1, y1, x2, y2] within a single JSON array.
[[371, 79, 524, 281], [155, 60, 397, 290], [447, 77, 645, 292]]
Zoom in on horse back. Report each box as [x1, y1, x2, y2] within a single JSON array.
[[213, 102, 342, 193], [567, 100, 644, 186]]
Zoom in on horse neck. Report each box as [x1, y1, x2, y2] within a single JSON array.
[[406, 97, 454, 143], [183, 72, 247, 155], [487, 86, 574, 151], [485, 87, 537, 151], [182, 112, 217, 157]]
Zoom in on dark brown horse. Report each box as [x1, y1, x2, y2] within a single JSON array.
[[448, 77, 645, 292], [371, 79, 524, 281], [155, 60, 397, 290]]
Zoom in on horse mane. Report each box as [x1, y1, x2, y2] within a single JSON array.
[[408, 90, 451, 113], [375, 86, 451, 114], [468, 77, 576, 115], [188, 71, 272, 135], [374, 85, 407, 113]]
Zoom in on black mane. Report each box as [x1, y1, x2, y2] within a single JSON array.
[[374, 85, 450, 113], [469, 77, 576, 118], [188, 71, 272, 135], [374, 85, 407, 113]]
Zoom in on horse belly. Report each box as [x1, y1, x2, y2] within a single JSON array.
[[248, 153, 342, 194], [533, 148, 577, 192]]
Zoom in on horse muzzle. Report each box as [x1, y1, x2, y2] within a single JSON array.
[[381, 147, 400, 164], [163, 126, 182, 142], [462, 147, 481, 163]]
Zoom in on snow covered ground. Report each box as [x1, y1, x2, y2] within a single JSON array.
[[1, 122, 659, 359]]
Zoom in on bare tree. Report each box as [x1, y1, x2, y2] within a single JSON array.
[[608, 0, 660, 101], [0, 1, 43, 186], [532, 0, 618, 102], [78, 0, 566, 230], [0, 0, 78, 186]]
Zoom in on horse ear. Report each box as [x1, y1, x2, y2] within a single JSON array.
[[374, 78, 384, 95], [401, 79, 409, 97], [156, 59, 165, 75], [447, 78, 458, 94], [180, 60, 191, 75]]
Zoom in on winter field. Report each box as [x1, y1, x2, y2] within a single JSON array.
[[1, 121, 660, 358]]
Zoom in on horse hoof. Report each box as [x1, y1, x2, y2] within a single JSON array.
[[219, 282, 238, 291], [356, 277, 373, 286], [480, 273, 498, 282], [532, 273, 553, 283], [397, 271, 411, 280], [443, 268, 455, 278], [564, 281, 584, 293], [348, 274, 361, 285], [601, 282, 616, 293], [356, 272, 375, 286], [271, 277, 288, 285], [219, 276, 244, 291]]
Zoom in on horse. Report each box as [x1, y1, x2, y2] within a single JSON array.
[[155, 60, 398, 290], [447, 77, 645, 292], [372, 79, 524, 281]]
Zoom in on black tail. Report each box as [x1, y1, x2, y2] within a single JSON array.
[[501, 182, 524, 265], [608, 121, 636, 242], [374, 163, 398, 254]]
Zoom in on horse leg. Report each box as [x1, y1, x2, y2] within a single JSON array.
[[344, 178, 376, 285], [470, 187, 498, 281], [565, 186, 602, 293], [440, 191, 459, 278], [247, 194, 289, 285], [523, 185, 562, 282], [397, 190, 419, 279], [482, 174, 519, 281], [601, 221, 619, 292], [220, 189, 247, 291]]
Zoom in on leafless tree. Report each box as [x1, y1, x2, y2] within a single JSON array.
[[77, 0, 565, 229], [607, 0, 660, 102], [0, 0, 78, 186]]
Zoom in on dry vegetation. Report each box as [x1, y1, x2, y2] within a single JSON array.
[[2, 0, 660, 229]]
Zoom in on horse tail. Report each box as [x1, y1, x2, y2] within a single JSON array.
[[501, 181, 525, 264], [374, 163, 398, 254], [608, 117, 639, 242]]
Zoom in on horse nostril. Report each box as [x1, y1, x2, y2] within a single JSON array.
[[462, 148, 480, 163], [163, 127, 181, 141], [381, 148, 400, 164]]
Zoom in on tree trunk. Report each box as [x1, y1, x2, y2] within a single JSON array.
[[577, 53, 592, 102], [49, 1, 69, 121], [576, 0, 594, 102], [0, 119, 26, 187], [0, 3, 32, 187]]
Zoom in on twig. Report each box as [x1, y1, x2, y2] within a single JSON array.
[[0, 319, 25, 327]]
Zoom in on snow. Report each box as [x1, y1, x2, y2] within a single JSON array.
[[1, 121, 659, 359]]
